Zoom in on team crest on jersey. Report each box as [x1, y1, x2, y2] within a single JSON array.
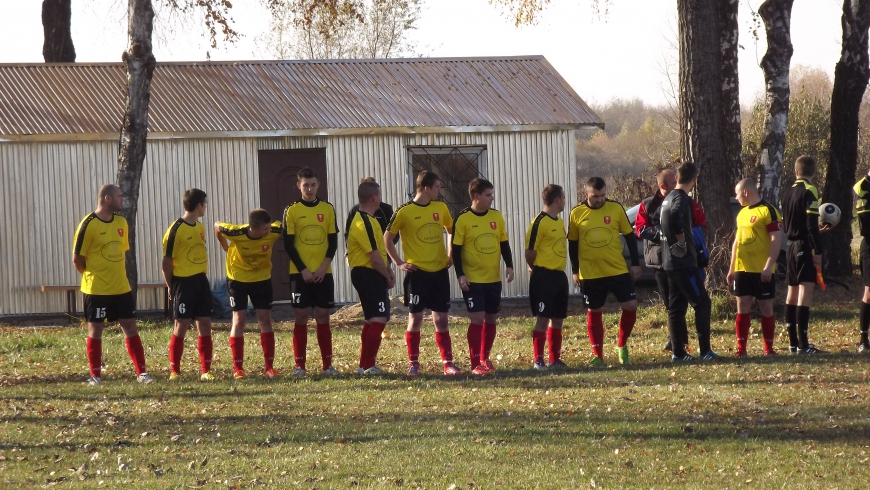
[[433, 213, 440, 221], [317, 214, 324, 222], [117, 229, 124, 237], [604, 216, 611, 224], [750, 216, 757, 223], [261, 245, 269, 252], [489, 221, 497, 230]]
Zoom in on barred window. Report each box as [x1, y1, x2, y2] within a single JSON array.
[[406, 146, 488, 218]]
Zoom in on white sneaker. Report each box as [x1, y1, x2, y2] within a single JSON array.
[[354, 366, 365, 375], [321, 365, 339, 375], [136, 373, 154, 384], [292, 366, 307, 377], [87, 376, 102, 386], [363, 365, 383, 375]]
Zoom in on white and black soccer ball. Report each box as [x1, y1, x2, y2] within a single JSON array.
[[819, 202, 841, 227]]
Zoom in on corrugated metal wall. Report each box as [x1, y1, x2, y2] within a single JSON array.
[[0, 130, 576, 316]]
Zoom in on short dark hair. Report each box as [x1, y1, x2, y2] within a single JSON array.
[[248, 208, 272, 227], [468, 178, 494, 199], [297, 167, 318, 181], [360, 176, 377, 183], [542, 184, 564, 206], [585, 177, 606, 190], [677, 162, 698, 184], [416, 170, 440, 191], [183, 188, 207, 212], [358, 181, 381, 203], [98, 184, 119, 202], [795, 155, 817, 177]]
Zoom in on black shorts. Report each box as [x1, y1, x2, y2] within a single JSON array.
[[528, 267, 568, 319], [462, 282, 502, 314], [731, 271, 776, 300], [862, 239, 870, 287], [403, 268, 450, 313], [226, 278, 273, 311], [171, 273, 213, 319], [786, 240, 816, 286], [351, 267, 390, 319], [289, 273, 336, 309], [580, 273, 637, 310], [84, 291, 136, 323]]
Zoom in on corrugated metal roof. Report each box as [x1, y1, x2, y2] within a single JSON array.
[[0, 56, 602, 140]]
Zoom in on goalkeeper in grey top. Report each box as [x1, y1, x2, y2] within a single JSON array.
[[660, 162, 719, 362]]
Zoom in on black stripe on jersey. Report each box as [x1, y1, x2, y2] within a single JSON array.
[[387, 201, 414, 230], [452, 207, 472, 245], [74, 213, 98, 255], [359, 211, 379, 250], [759, 200, 780, 223], [164, 219, 185, 257], [219, 225, 246, 236], [325, 201, 339, 234], [527, 212, 547, 250], [270, 224, 282, 234]]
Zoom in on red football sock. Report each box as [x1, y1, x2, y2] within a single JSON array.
[[260, 331, 275, 371], [761, 315, 776, 352], [359, 322, 370, 368], [435, 331, 454, 364], [169, 334, 184, 374], [86, 337, 102, 378], [482, 322, 497, 361], [736, 313, 751, 352], [405, 331, 421, 364], [532, 329, 546, 363], [197, 335, 212, 374], [316, 323, 333, 370], [467, 323, 483, 369], [229, 336, 244, 373], [293, 323, 307, 369], [617, 309, 637, 348], [587, 310, 604, 358], [366, 322, 386, 369], [124, 334, 146, 376], [547, 327, 563, 364]]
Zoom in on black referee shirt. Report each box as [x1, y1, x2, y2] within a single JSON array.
[[780, 178, 821, 254]]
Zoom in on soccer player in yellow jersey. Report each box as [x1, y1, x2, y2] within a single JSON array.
[[525, 184, 569, 370], [73, 185, 152, 385], [215, 209, 282, 380], [385, 170, 459, 376], [568, 177, 641, 366], [727, 178, 783, 357], [282, 167, 340, 376], [161, 189, 214, 381], [347, 181, 395, 375], [452, 178, 514, 375]]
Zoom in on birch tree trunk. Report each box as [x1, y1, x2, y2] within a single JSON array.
[[823, 0, 870, 276], [720, 0, 743, 187], [117, 0, 156, 297], [678, 0, 741, 284], [42, 0, 76, 62], [757, 0, 794, 205]]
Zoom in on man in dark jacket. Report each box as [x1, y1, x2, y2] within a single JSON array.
[[660, 163, 719, 362]]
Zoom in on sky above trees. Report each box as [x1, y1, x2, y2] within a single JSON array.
[[0, 0, 843, 107]]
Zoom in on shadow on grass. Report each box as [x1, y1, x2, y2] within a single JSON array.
[[4, 402, 870, 452]]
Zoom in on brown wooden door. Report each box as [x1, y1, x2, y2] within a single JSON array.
[[258, 148, 328, 301]]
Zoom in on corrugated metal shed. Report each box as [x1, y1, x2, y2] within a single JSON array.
[[0, 56, 601, 140]]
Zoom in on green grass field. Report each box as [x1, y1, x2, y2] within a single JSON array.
[[2, 285, 870, 489]]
